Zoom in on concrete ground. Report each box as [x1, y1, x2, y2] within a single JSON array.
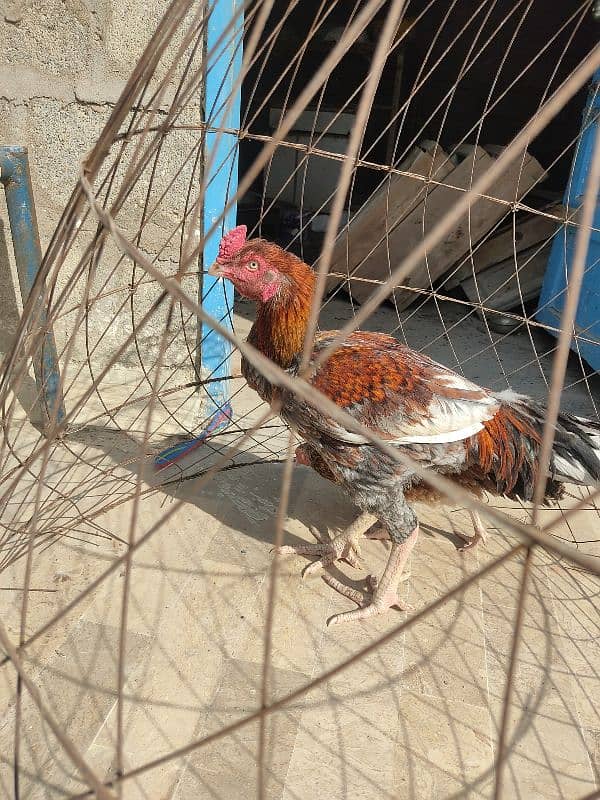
[[0, 296, 599, 799]]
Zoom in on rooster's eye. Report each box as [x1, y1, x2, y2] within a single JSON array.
[[246, 260, 259, 271]]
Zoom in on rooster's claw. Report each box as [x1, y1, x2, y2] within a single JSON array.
[[322, 571, 412, 625], [273, 539, 363, 574]]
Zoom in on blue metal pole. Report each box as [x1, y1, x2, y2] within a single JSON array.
[[0, 146, 66, 428], [200, 0, 243, 416], [154, 0, 242, 468]]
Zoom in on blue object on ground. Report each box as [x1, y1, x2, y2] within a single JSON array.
[[536, 69, 600, 372], [154, 401, 233, 468]]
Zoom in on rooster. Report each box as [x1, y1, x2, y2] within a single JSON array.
[[209, 225, 600, 625]]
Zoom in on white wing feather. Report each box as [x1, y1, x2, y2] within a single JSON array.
[[323, 376, 499, 447]]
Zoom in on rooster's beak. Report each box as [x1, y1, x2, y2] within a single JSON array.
[[207, 261, 223, 277]]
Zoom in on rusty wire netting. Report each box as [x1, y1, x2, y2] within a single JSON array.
[[0, 0, 599, 798]]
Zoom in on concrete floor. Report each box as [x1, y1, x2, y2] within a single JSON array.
[[0, 297, 599, 799]]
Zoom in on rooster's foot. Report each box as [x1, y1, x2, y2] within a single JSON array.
[[323, 573, 412, 625], [274, 512, 377, 575], [322, 529, 418, 626], [274, 536, 363, 575]]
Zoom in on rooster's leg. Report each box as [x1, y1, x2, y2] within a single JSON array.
[[326, 525, 418, 625], [274, 511, 376, 575], [456, 510, 488, 551]]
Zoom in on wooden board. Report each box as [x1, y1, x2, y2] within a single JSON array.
[[323, 141, 453, 294], [460, 241, 551, 312], [444, 205, 562, 290], [347, 145, 545, 308], [343, 145, 491, 304]]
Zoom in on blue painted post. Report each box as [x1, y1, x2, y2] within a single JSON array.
[[0, 146, 66, 428], [200, 0, 243, 418], [154, 0, 242, 468]]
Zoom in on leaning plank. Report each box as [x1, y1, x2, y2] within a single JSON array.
[[324, 141, 453, 294], [444, 205, 562, 290], [345, 145, 491, 305], [460, 241, 551, 312], [349, 145, 545, 308]]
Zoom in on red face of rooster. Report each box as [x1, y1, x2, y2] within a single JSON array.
[[208, 225, 290, 303]]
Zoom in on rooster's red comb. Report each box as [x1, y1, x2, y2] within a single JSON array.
[[217, 225, 247, 263]]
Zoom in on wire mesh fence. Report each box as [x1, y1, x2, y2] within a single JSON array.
[[0, 0, 599, 798]]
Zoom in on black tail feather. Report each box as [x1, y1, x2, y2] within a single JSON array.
[[494, 392, 600, 497], [551, 410, 600, 485]]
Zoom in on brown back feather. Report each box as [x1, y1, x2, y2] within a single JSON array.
[[466, 406, 546, 500]]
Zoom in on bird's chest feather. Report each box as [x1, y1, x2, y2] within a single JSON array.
[[240, 354, 299, 418], [241, 356, 275, 405]]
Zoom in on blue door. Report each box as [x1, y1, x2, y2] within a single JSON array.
[[536, 69, 600, 372]]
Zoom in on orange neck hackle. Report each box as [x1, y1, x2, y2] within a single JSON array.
[[249, 254, 316, 370]]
